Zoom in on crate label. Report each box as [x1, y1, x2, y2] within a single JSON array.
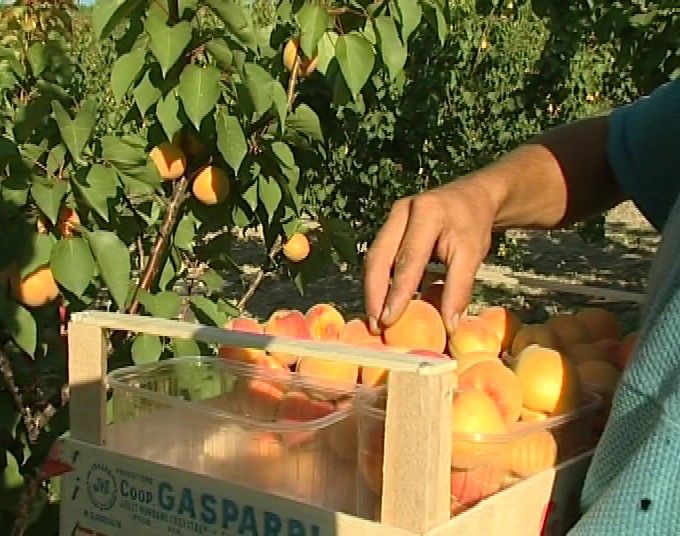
[[60, 439, 333, 536]]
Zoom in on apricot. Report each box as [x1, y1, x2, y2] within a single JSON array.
[[338, 318, 387, 387], [283, 37, 318, 78], [511, 324, 562, 355], [383, 299, 447, 353], [479, 306, 523, 353], [57, 206, 80, 237], [278, 390, 335, 447], [506, 430, 558, 478], [615, 331, 638, 370], [237, 377, 286, 421], [222, 432, 285, 492], [296, 355, 359, 392], [420, 281, 444, 311], [455, 351, 499, 374], [449, 316, 501, 359], [565, 342, 605, 365], [458, 360, 523, 425], [10, 265, 59, 308], [450, 463, 506, 511], [593, 338, 621, 364], [519, 407, 549, 422], [575, 307, 623, 341], [576, 360, 621, 396], [192, 165, 230, 205], [282, 232, 310, 263], [150, 141, 187, 180], [326, 399, 358, 462], [306, 303, 345, 341], [218, 317, 266, 364], [358, 427, 384, 496], [513, 346, 582, 415], [545, 314, 591, 348], [451, 389, 507, 468], [264, 309, 311, 367]]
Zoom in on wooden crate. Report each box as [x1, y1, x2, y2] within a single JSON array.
[[59, 311, 593, 536]]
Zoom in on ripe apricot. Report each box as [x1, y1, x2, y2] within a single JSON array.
[[338, 318, 387, 387], [218, 317, 267, 364], [565, 342, 605, 365], [593, 338, 621, 364], [449, 316, 501, 359], [56, 206, 80, 237], [455, 351, 499, 374], [150, 141, 187, 180], [283, 37, 318, 78], [545, 313, 591, 348], [575, 307, 623, 341], [511, 324, 562, 355], [513, 345, 582, 415], [192, 165, 230, 205], [278, 390, 335, 447], [10, 266, 59, 308], [296, 355, 359, 392], [615, 331, 638, 370], [506, 429, 558, 478], [519, 406, 549, 422], [458, 360, 523, 425], [305, 303, 345, 341], [264, 309, 311, 367], [358, 427, 384, 496], [478, 306, 522, 353], [326, 399, 358, 463], [450, 463, 506, 512], [576, 360, 621, 396], [383, 299, 447, 354], [282, 233, 310, 263]]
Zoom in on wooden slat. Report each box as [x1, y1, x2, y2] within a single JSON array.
[[67, 322, 107, 444], [381, 371, 454, 533], [70, 311, 456, 375]]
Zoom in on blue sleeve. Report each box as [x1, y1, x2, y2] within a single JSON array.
[[607, 80, 680, 231]]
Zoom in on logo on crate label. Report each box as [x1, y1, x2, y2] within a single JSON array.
[[86, 463, 117, 511]]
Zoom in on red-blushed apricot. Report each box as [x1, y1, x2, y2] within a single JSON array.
[[576, 307, 623, 341], [57, 206, 80, 237], [511, 324, 562, 356], [306, 303, 345, 341], [565, 342, 606, 365], [458, 360, 523, 425], [420, 281, 444, 311], [10, 265, 59, 308], [240, 377, 286, 421], [450, 463, 506, 513], [337, 318, 388, 387], [455, 351, 500, 374], [282, 233, 310, 263], [296, 355, 359, 392], [326, 398, 358, 463], [278, 390, 335, 447], [576, 360, 621, 396], [383, 299, 447, 353], [545, 313, 591, 348], [479, 306, 523, 353], [192, 165, 230, 205], [449, 316, 501, 359], [451, 389, 507, 468], [513, 345, 582, 415], [505, 429, 558, 478], [519, 406, 549, 422], [150, 141, 187, 180], [218, 317, 266, 364], [615, 331, 638, 370], [264, 309, 311, 366]]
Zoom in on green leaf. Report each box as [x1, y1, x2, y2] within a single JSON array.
[[179, 65, 221, 130], [374, 17, 407, 80], [93, 0, 145, 39], [189, 295, 228, 327], [31, 181, 67, 225], [242, 63, 275, 121], [17, 232, 55, 279], [141, 291, 182, 319], [216, 111, 247, 174], [75, 164, 118, 221], [335, 33, 375, 98], [172, 338, 200, 357], [323, 216, 358, 265], [133, 70, 162, 117], [0, 295, 36, 356], [46, 145, 67, 176], [200, 269, 225, 293], [102, 135, 162, 186], [155, 92, 183, 140], [396, 0, 422, 42], [205, 39, 233, 71], [131, 334, 162, 365], [111, 46, 146, 103], [297, 3, 331, 58], [421, 0, 447, 45], [52, 99, 97, 161], [287, 104, 323, 142], [271, 141, 295, 170], [204, 0, 258, 51], [242, 180, 258, 211], [50, 238, 95, 297], [174, 213, 195, 251], [258, 176, 281, 223], [87, 231, 131, 311], [271, 82, 288, 133], [27, 43, 48, 77], [316, 31, 338, 75], [146, 19, 192, 77]]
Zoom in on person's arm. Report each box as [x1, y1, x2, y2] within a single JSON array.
[[363, 115, 626, 335]]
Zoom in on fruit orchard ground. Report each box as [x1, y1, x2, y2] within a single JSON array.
[[218, 202, 657, 336]]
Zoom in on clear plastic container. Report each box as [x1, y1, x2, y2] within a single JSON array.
[[106, 356, 358, 513], [356, 386, 602, 521]]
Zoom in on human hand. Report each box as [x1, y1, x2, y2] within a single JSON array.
[[363, 176, 498, 335]]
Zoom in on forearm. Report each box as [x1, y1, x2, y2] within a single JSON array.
[[469, 115, 626, 230]]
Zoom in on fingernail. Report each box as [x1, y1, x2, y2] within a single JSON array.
[[368, 315, 379, 335], [379, 304, 392, 326]]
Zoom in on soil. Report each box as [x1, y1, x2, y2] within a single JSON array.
[[219, 201, 659, 335]]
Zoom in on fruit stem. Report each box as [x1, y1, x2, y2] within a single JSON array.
[[127, 175, 189, 315]]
